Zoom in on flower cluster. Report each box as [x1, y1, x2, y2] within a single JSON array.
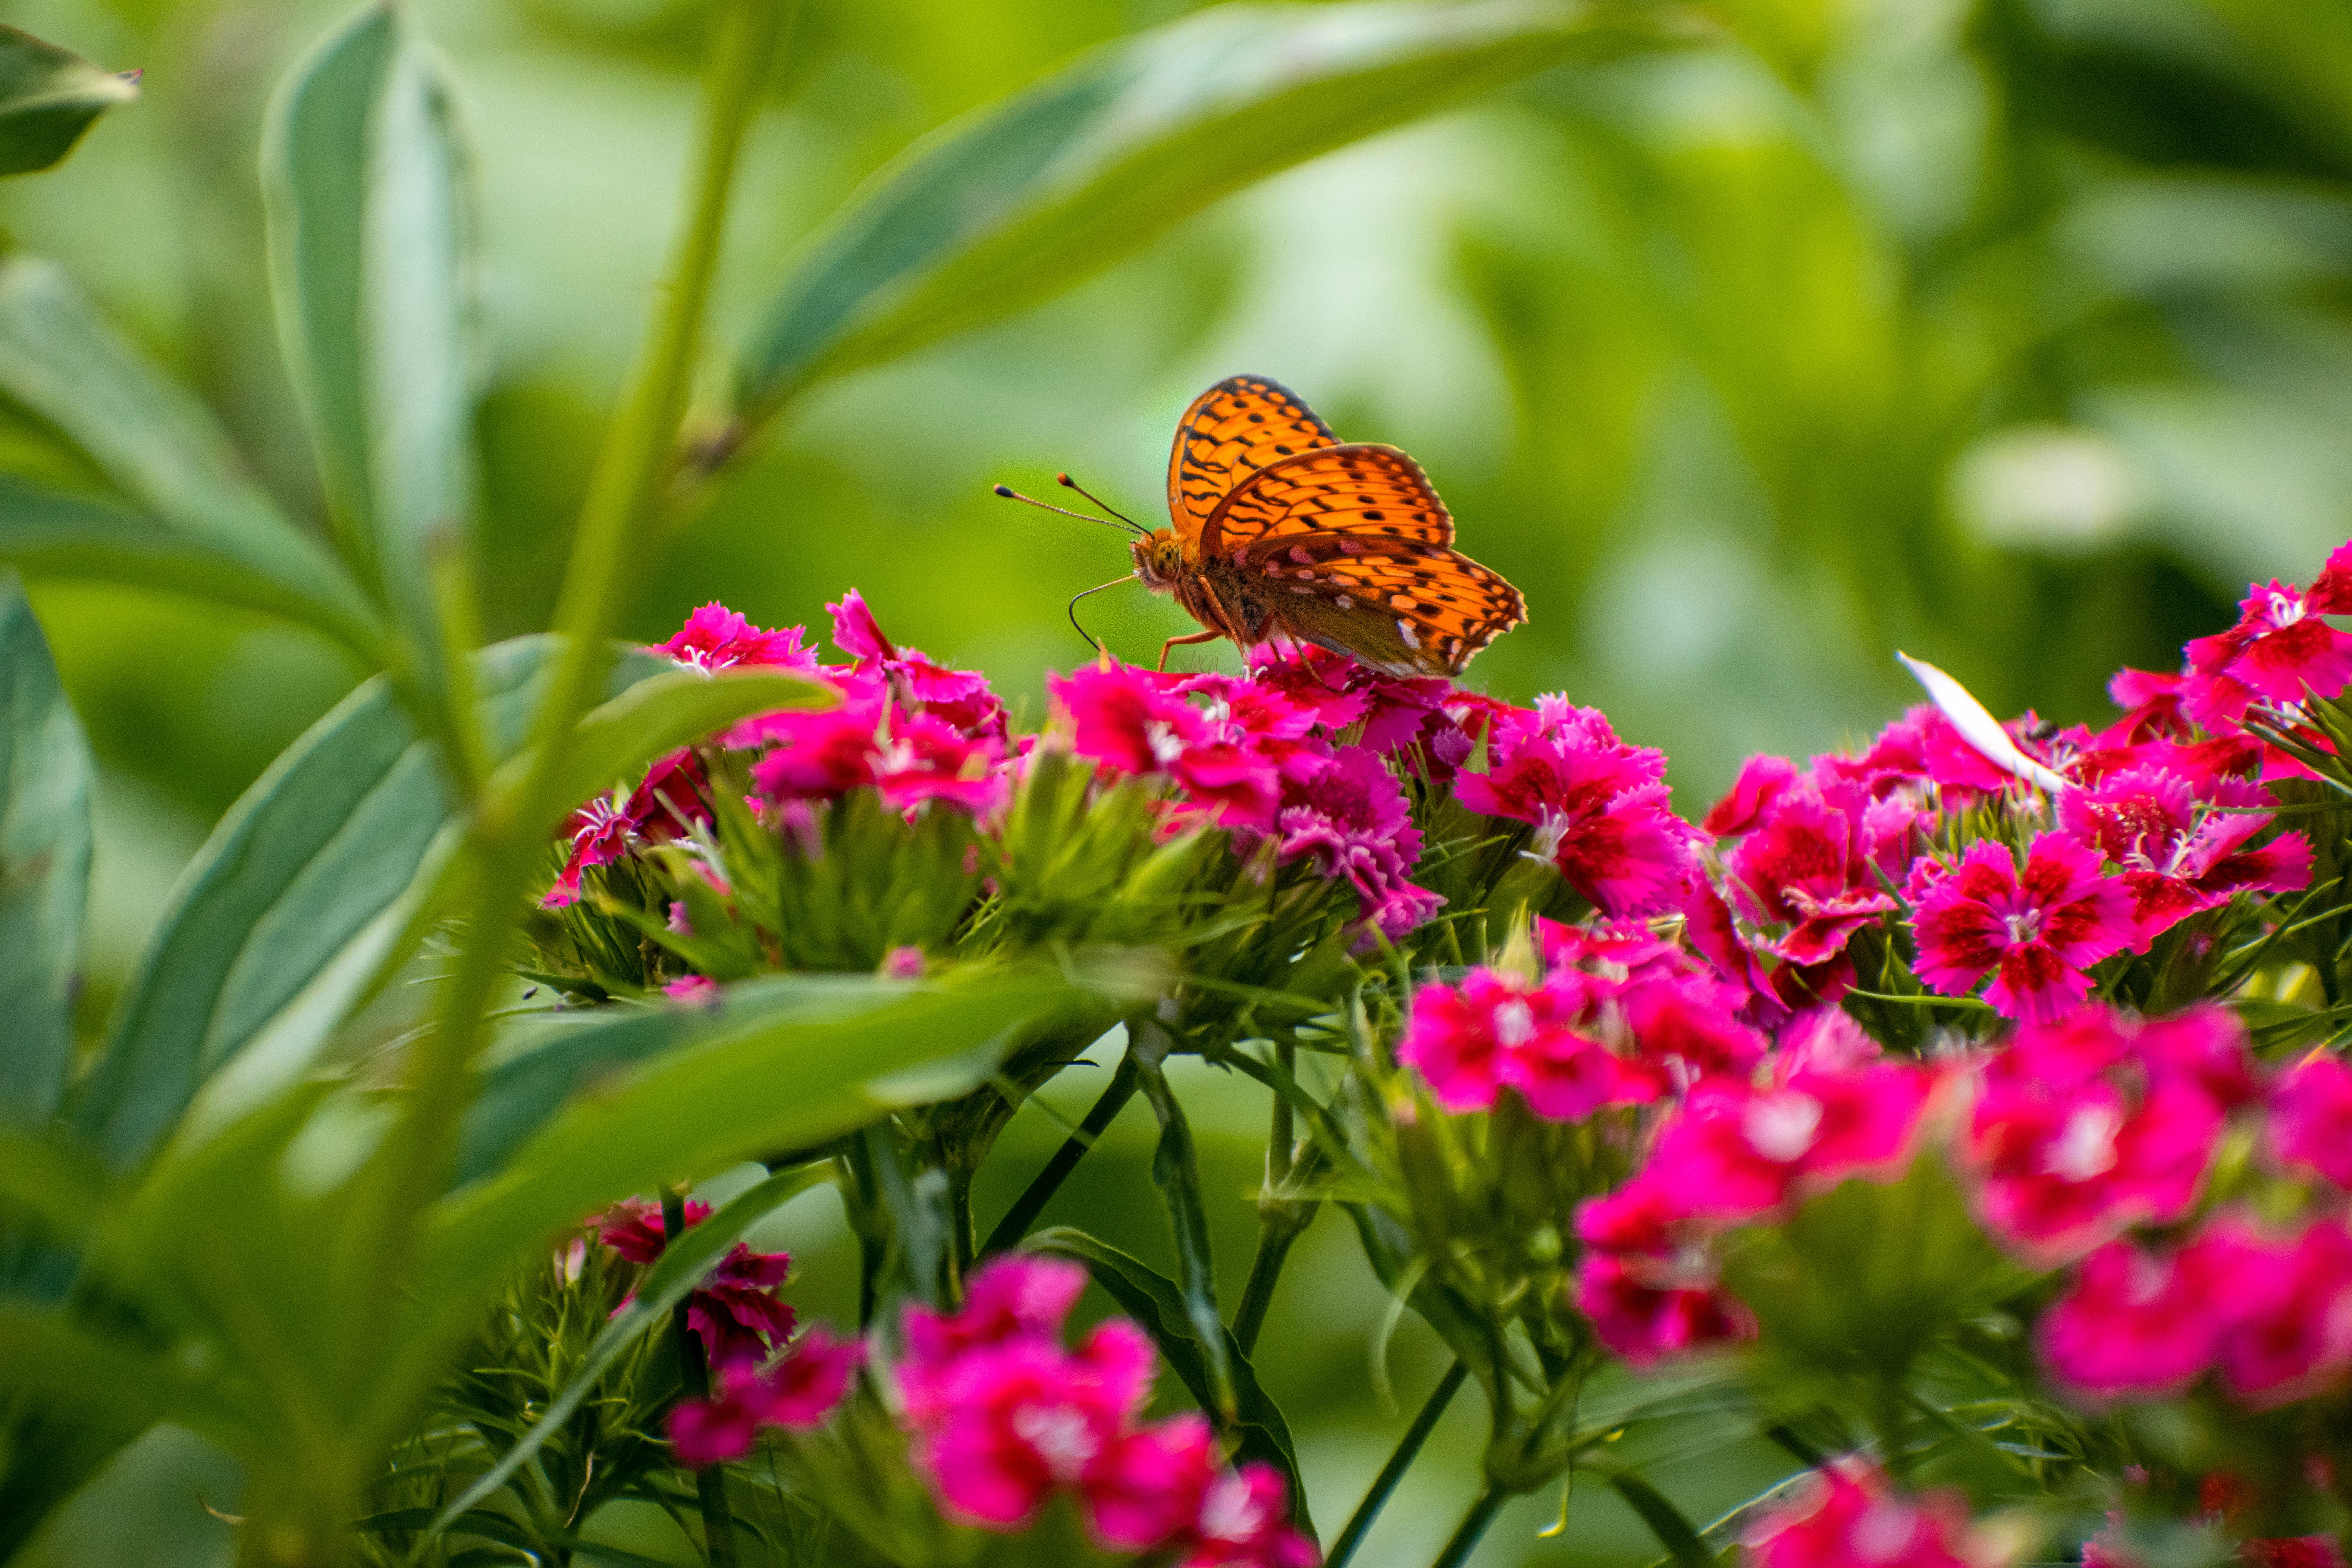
[[1744, 1458, 1984, 1568], [597, 1198, 797, 1372], [895, 1257, 1316, 1567]]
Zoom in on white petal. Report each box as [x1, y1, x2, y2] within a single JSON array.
[[1896, 652, 2069, 794]]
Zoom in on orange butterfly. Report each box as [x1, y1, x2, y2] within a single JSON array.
[[1006, 376, 1527, 679]]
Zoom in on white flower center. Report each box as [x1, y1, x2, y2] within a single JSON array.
[[1144, 721, 1187, 767], [1852, 1502, 1921, 1563], [1743, 1093, 1824, 1163], [1492, 998, 1537, 1047], [2004, 907, 2044, 944], [1199, 1473, 1267, 1542], [1009, 1403, 1098, 1481], [2044, 1105, 2122, 1182], [2268, 590, 2306, 629]]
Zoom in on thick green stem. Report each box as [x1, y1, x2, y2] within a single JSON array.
[[1430, 1487, 1507, 1568], [1230, 1201, 1312, 1358], [978, 1051, 1140, 1256], [1326, 1359, 1469, 1568], [662, 1189, 737, 1568]]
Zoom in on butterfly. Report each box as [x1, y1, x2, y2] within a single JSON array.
[[1122, 375, 1526, 678]]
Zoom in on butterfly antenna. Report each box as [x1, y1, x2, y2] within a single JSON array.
[[1056, 472, 1147, 534], [1066, 573, 1135, 655], [992, 483, 1145, 537]]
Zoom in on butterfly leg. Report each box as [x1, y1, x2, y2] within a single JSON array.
[[1156, 630, 1222, 671]]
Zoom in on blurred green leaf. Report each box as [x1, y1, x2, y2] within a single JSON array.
[[0, 24, 137, 177], [456, 973, 947, 1184], [1024, 1224, 1311, 1537], [0, 1309, 185, 1562], [1606, 1470, 1724, 1568], [1131, 1039, 1235, 1419], [0, 257, 378, 653], [523, 664, 833, 837], [263, 2, 478, 701], [735, 0, 1690, 419], [418, 1162, 831, 1546], [0, 570, 88, 1126], [71, 637, 667, 1174], [396, 967, 1075, 1435]]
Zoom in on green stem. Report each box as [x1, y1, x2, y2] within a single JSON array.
[[978, 1051, 1140, 1256], [1229, 1210, 1306, 1357], [662, 1189, 737, 1568], [1430, 1487, 1506, 1568], [1325, 1359, 1469, 1568]]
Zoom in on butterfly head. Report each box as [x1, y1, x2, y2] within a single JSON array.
[[1131, 529, 1186, 593]]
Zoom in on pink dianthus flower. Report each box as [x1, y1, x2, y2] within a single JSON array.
[[1909, 834, 2133, 1021], [2270, 1053, 2352, 1189], [1743, 1458, 1978, 1568]]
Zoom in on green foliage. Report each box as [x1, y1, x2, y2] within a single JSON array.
[[0, 24, 135, 178], [0, 570, 87, 1129]]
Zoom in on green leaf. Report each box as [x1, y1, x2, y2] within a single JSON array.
[[1606, 1471, 1725, 1568], [735, 0, 1683, 417], [71, 637, 668, 1174], [263, 2, 478, 699], [522, 664, 833, 837], [0, 1310, 181, 1561], [1131, 1038, 1234, 1418], [1024, 1225, 1312, 1538], [0, 23, 137, 176], [0, 256, 378, 652], [403, 966, 1080, 1409], [0, 571, 89, 1126], [456, 973, 949, 1185], [415, 1164, 832, 1549]]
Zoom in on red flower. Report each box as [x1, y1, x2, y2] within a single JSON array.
[[2059, 767, 2311, 947], [657, 602, 817, 673], [1909, 835, 2133, 1021], [595, 1199, 796, 1372], [1722, 783, 1898, 966], [2185, 542, 2352, 714], [1744, 1458, 1976, 1568], [667, 1326, 864, 1467]]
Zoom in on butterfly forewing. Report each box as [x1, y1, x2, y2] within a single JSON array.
[[1248, 532, 1526, 677], [1199, 443, 1454, 562], [1166, 375, 1339, 547]]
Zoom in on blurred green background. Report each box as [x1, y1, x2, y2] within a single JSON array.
[[7, 0, 2349, 1561]]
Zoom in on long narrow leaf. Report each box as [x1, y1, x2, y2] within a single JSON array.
[[735, 0, 1687, 419], [0, 23, 138, 175], [1132, 1042, 1234, 1419], [0, 257, 376, 650], [0, 571, 88, 1125]]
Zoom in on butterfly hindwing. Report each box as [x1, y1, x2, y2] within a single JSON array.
[[1241, 533, 1527, 678], [1198, 444, 1454, 563], [1166, 375, 1339, 548]]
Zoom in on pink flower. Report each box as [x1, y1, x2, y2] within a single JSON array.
[[1640, 1060, 1937, 1224], [2185, 543, 2352, 713], [1396, 969, 1654, 1121], [1909, 835, 2133, 1021], [2271, 1053, 2352, 1188], [830, 590, 1006, 739], [872, 713, 1008, 815], [1174, 1464, 1319, 1568], [746, 702, 884, 804], [2038, 1238, 2223, 1399], [2059, 768, 2311, 946], [1966, 1007, 2242, 1259], [1576, 1250, 1756, 1366], [666, 1326, 864, 1468], [1722, 784, 1898, 966], [2245, 1540, 2349, 1568], [898, 1255, 1089, 1424], [1455, 706, 1697, 917], [881, 945, 926, 980], [1704, 754, 1800, 836], [2197, 1216, 2352, 1406], [1743, 1459, 1976, 1568], [543, 797, 631, 908], [657, 602, 818, 673], [912, 1323, 1154, 1530], [1264, 744, 1442, 944], [1086, 1415, 1222, 1552], [663, 974, 720, 1003], [594, 1199, 796, 1371], [1051, 663, 1281, 829]]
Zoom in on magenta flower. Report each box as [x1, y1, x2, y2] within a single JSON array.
[[2271, 1053, 2352, 1188], [1721, 784, 1898, 966], [744, 693, 886, 804], [1703, 754, 1800, 837], [663, 974, 720, 1004], [2185, 543, 2352, 714], [2059, 767, 2312, 946], [912, 1323, 1154, 1530], [1051, 663, 1281, 829], [1173, 1463, 1319, 1568], [2038, 1238, 2222, 1399], [897, 1255, 1090, 1425], [1575, 1250, 1756, 1367], [1265, 744, 1443, 944], [1909, 835, 2133, 1021], [1086, 1415, 1222, 1553], [1455, 706, 1697, 917], [595, 1199, 796, 1372], [657, 602, 817, 673], [667, 1325, 863, 1467], [871, 713, 1009, 816], [830, 589, 1005, 739], [543, 797, 631, 908], [1640, 1061, 1937, 1225], [1396, 969, 1654, 1121], [1621, 974, 1769, 1086], [1743, 1459, 1976, 1568], [2197, 1216, 2352, 1406]]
